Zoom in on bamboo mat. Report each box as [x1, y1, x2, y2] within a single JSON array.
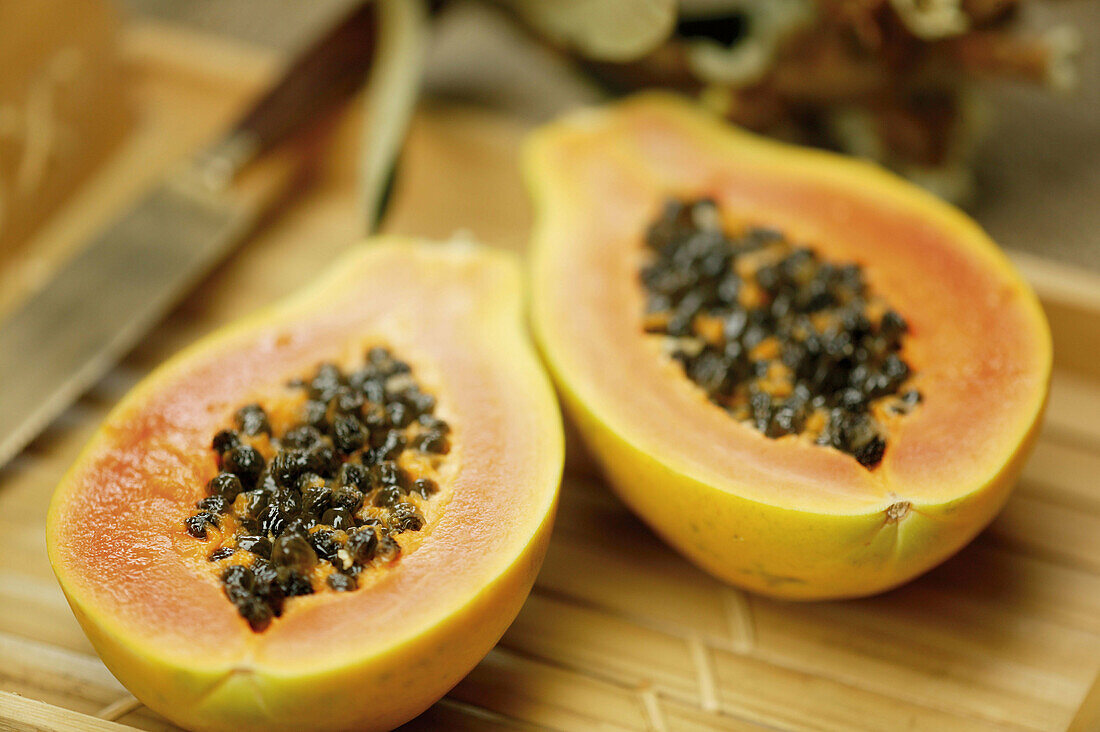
[[2, 22, 1100, 732]]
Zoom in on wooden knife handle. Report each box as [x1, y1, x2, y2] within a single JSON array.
[[198, 2, 378, 187]]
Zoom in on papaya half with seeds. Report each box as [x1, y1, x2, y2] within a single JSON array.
[[46, 238, 563, 732], [526, 93, 1050, 600]]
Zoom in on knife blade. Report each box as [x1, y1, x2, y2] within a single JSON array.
[[0, 2, 383, 468]]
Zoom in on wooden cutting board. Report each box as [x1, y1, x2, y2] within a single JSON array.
[[2, 19, 1100, 732]]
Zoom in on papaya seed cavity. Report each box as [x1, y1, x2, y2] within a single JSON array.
[[641, 198, 920, 468], [186, 346, 450, 631]]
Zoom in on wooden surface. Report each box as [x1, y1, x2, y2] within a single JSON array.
[[2, 19, 1100, 732]]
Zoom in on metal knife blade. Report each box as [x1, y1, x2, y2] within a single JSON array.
[[0, 177, 261, 468], [0, 2, 384, 468]]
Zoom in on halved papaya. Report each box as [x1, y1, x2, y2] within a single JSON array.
[[46, 238, 563, 731], [526, 93, 1050, 600]]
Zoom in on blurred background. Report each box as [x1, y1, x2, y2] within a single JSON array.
[[127, 0, 1098, 267], [3, 0, 1098, 273]]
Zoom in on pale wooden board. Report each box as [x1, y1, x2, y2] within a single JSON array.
[[2, 21, 1100, 732]]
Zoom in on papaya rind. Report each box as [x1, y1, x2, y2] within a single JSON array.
[[556, 364, 1044, 599], [526, 93, 1051, 599]]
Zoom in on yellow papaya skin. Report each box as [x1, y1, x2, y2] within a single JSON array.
[[526, 93, 1051, 600], [66, 516, 554, 731], [563, 379, 1042, 599], [48, 238, 564, 731]]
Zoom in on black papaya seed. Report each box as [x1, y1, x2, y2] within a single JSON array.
[[235, 403, 271, 437], [212, 429, 241, 456], [185, 511, 217, 540], [327, 572, 357, 591], [272, 533, 317, 574], [237, 535, 272, 559], [196, 495, 230, 515], [320, 507, 354, 531], [223, 445, 264, 488], [208, 472, 243, 501], [389, 502, 424, 533], [346, 526, 378, 563]]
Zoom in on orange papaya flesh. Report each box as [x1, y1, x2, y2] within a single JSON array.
[[526, 93, 1050, 599], [47, 239, 564, 732]]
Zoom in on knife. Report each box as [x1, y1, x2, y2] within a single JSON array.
[[0, 0, 420, 469]]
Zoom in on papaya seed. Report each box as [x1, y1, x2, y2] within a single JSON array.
[[346, 526, 378, 563], [211, 429, 241, 457], [376, 534, 401, 562], [208, 547, 235, 562], [321, 507, 355, 531], [185, 511, 217, 540], [196, 495, 230, 515], [281, 425, 323, 451], [412, 478, 438, 499], [222, 445, 264, 488], [236, 535, 272, 559], [272, 533, 317, 574], [234, 403, 271, 437], [413, 431, 449, 455], [389, 502, 424, 533], [327, 572, 357, 592], [308, 529, 340, 563], [207, 472, 243, 502]]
